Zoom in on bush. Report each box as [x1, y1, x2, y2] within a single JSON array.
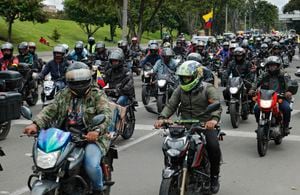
[[51, 28, 61, 42]]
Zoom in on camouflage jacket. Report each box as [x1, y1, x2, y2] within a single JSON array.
[[34, 86, 112, 154]]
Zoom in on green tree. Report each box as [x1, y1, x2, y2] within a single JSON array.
[[283, 0, 300, 13], [0, 0, 48, 42], [51, 28, 61, 42]]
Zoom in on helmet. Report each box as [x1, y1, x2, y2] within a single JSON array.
[[161, 48, 174, 57], [88, 37, 95, 45], [75, 41, 84, 54], [210, 37, 217, 44], [18, 42, 28, 50], [196, 41, 205, 47], [65, 62, 92, 97], [109, 50, 124, 69], [28, 42, 36, 48], [272, 41, 280, 49], [163, 42, 171, 48], [148, 40, 158, 47], [176, 60, 202, 92], [1, 42, 14, 58], [229, 43, 238, 50], [120, 40, 128, 48], [95, 41, 105, 49], [223, 42, 230, 47], [256, 37, 261, 42], [234, 47, 245, 56], [241, 40, 249, 48], [53, 45, 66, 60], [60, 43, 69, 54], [265, 56, 281, 75], [1, 42, 13, 51], [261, 43, 268, 51], [131, 37, 138, 42], [187, 52, 203, 63], [149, 44, 159, 54]]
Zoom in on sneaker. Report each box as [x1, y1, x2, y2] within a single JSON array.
[[211, 175, 220, 194]]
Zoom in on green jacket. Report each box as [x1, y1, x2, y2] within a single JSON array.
[[160, 82, 222, 122], [34, 86, 112, 154]]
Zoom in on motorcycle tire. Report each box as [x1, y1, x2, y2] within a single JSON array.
[[141, 86, 150, 105], [26, 89, 39, 106], [121, 108, 135, 140], [159, 177, 180, 195], [157, 95, 165, 113], [274, 136, 282, 145], [0, 121, 11, 140], [229, 103, 240, 128], [257, 126, 268, 157]]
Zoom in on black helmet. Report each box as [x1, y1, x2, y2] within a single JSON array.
[[95, 41, 105, 49], [272, 41, 280, 49], [265, 56, 281, 76], [187, 52, 203, 63], [66, 62, 92, 97], [234, 47, 245, 56], [261, 43, 268, 52], [88, 37, 95, 45], [109, 50, 124, 69]]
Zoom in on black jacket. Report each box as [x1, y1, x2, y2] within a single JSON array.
[[40, 59, 69, 81]]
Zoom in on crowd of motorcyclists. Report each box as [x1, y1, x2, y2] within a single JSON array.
[[0, 30, 299, 195]]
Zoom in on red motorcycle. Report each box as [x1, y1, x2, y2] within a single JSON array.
[[255, 89, 286, 157]]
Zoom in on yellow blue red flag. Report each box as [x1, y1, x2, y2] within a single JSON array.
[[202, 10, 213, 29]]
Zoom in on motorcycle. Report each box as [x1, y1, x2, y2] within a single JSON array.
[[41, 75, 65, 107], [104, 88, 137, 140], [21, 107, 118, 195], [131, 52, 142, 76], [228, 76, 251, 128], [174, 55, 184, 67], [158, 103, 225, 195], [156, 73, 178, 113], [255, 89, 287, 157], [208, 53, 221, 73], [141, 63, 156, 106], [18, 63, 39, 106], [0, 146, 4, 171]]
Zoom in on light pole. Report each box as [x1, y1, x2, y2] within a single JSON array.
[[122, 0, 128, 41]]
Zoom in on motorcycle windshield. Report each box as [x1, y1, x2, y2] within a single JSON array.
[[260, 89, 275, 100], [38, 128, 71, 153], [229, 77, 242, 88]]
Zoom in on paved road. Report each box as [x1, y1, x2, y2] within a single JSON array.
[[1, 53, 300, 195]]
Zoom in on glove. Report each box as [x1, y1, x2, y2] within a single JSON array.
[[84, 131, 100, 142], [23, 123, 38, 135], [285, 91, 292, 100], [205, 120, 218, 130], [248, 89, 256, 96]]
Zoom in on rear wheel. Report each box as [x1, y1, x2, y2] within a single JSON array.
[[159, 177, 180, 195], [0, 121, 11, 140], [257, 126, 268, 157]]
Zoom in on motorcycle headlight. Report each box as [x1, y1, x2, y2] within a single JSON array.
[[166, 139, 185, 150], [32, 72, 39, 80], [144, 70, 153, 78], [166, 148, 181, 157], [229, 87, 238, 94], [36, 148, 60, 169], [260, 100, 272, 109], [158, 79, 167, 87], [92, 65, 98, 71], [260, 62, 265, 67]]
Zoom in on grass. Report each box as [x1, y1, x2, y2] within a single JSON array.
[[0, 19, 163, 52]]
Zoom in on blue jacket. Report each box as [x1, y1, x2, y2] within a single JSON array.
[[67, 48, 89, 61], [40, 59, 69, 81], [141, 54, 161, 67]]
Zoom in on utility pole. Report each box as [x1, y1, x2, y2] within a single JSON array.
[[122, 0, 128, 41], [244, 12, 247, 31], [225, 3, 228, 32]]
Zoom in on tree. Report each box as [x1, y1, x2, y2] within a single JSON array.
[[64, 0, 108, 40], [0, 0, 48, 42], [283, 0, 300, 13], [50, 28, 61, 42]]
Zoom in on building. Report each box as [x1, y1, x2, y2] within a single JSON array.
[[43, 5, 58, 13]]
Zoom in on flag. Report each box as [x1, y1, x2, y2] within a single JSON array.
[[97, 70, 106, 88], [202, 10, 213, 29]]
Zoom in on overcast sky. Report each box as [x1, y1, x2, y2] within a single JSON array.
[[43, 0, 290, 12]]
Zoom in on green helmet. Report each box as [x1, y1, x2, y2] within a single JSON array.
[[176, 60, 202, 92]]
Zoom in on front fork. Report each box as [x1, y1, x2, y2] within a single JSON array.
[[180, 151, 189, 195], [259, 111, 272, 140]]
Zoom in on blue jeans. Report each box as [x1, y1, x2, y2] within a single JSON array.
[[108, 96, 128, 133], [254, 99, 291, 126], [83, 143, 103, 190]]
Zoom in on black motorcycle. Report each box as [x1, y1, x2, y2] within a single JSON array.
[[156, 73, 177, 113], [131, 51, 142, 76], [18, 63, 39, 106], [0, 147, 5, 171], [104, 88, 137, 140], [228, 76, 251, 128], [158, 103, 225, 195], [141, 63, 156, 105], [21, 107, 118, 195]]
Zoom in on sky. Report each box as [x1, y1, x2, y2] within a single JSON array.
[[43, 0, 290, 13]]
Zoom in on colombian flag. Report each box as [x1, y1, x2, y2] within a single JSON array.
[[202, 10, 213, 29], [97, 70, 106, 88]]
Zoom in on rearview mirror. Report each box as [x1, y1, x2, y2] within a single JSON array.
[[91, 114, 106, 127], [21, 106, 32, 120], [205, 102, 220, 114]]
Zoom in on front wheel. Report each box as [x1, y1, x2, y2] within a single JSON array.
[[26, 88, 39, 106], [159, 177, 180, 195], [229, 103, 240, 128], [121, 108, 135, 139], [0, 121, 11, 140], [141, 86, 150, 105], [257, 126, 268, 157], [157, 95, 165, 113]]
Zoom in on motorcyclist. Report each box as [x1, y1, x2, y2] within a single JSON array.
[[140, 44, 161, 68], [250, 56, 293, 135], [94, 42, 109, 62], [86, 36, 96, 54], [129, 37, 142, 53], [154, 60, 222, 194], [104, 50, 135, 106], [17, 42, 33, 65], [28, 42, 42, 70], [39, 45, 69, 89], [216, 41, 230, 62], [119, 41, 132, 60], [68, 41, 89, 61], [241, 40, 253, 61], [195, 41, 209, 65], [23, 62, 112, 195], [221, 43, 238, 70], [173, 39, 186, 56], [258, 43, 270, 59], [208, 37, 220, 54], [187, 53, 215, 85], [223, 47, 256, 112], [162, 34, 173, 48], [0, 42, 19, 71], [153, 48, 177, 76]]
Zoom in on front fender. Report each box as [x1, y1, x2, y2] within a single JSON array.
[[162, 167, 180, 179], [31, 180, 59, 195]]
